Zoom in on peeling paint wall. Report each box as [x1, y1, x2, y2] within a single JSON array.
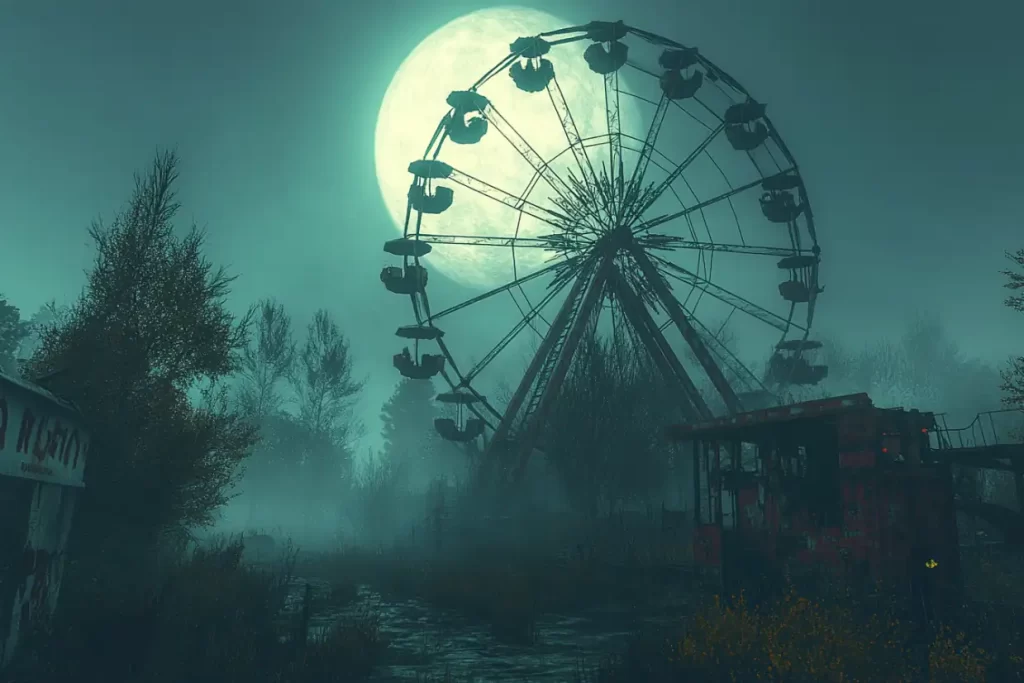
[[0, 373, 87, 667], [0, 482, 79, 665]]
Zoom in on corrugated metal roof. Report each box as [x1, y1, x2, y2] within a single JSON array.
[[0, 369, 81, 416]]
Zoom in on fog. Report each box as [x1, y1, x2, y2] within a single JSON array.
[[204, 305, 1012, 553]]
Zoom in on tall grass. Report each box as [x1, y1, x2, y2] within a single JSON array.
[[582, 590, 1024, 683], [4, 540, 384, 683]]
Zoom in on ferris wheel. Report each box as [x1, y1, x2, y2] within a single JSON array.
[[380, 19, 827, 483]]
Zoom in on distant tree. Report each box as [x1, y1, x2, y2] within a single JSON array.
[[785, 314, 1006, 506], [25, 151, 258, 596], [350, 447, 404, 540], [545, 331, 677, 518], [0, 295, 29, 373], [237, 298, 295, 422], [290, 309, 362, 485], [679, 319, 742, 415], [231, 299, 297, 525], [380, 377, 447, 489], [15, 303, 62, 367], [1000, 249, 1024, 410], [790, 314, 1001, 423]]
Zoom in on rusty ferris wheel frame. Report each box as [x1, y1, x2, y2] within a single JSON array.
[[379, 19, 828, 485]]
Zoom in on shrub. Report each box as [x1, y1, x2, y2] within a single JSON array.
[[5, 541, 383, 683], [586, 590, 1011, 683]]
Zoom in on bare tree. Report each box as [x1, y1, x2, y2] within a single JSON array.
[[14, 302, 64, 369], [1001, 249, 1024, 410], [545, 328, 677, 518], [0, 295, 28, 373], [787, 314, 1000, 423], [237, 298, 295, 421], [292, 309, 363, 448]]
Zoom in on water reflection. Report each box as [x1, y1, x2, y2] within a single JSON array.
[[287, 580, 688, 682]]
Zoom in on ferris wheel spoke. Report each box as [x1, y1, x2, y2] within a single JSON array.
[[646, 236, 814, 258], [684, 314, 768, 394], [652, 254, 804, 334], [622, 93, 670, 221], [692, 96, 724, 124], [632, 169, 796, 235], [444, 166, 570, 230], [545, 74, 613, 219], [669, 99, 715, 133], [629, 248, 743, 414], [626, 122, 726, 227], [415, 233, 586, 249], [429, 258, 577, 321], [464, 275, 573, 381], [482, 104, 594, 223]]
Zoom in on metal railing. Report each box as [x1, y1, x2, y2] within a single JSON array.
[[930, 408, 1024, 450]]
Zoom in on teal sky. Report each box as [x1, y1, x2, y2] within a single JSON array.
[[1, 0, 1021, 441]]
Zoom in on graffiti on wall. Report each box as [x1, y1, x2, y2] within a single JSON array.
[[1, 482, 78, 665]]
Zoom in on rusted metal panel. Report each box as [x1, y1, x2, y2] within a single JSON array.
[[693, 524, 722, 566], [837, 410, 877, 448], [839, 450, 876, 468], [667, 393, 873, 441], [0, 373, 87, 667], [676, 394, 964, 596], [0, 483, 79, 665]]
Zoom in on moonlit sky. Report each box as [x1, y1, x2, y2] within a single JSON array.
[[2, 0, 1022, 448]]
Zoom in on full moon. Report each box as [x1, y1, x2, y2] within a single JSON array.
[[375, 7, 642, 290]]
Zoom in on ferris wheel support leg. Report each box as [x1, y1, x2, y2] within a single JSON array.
[[480, 259, 597, 480], [512, 254, 616, 482], [629, 248, 744, 415], [610, 271, 711, 421]]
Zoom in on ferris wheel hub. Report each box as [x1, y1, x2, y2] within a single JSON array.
[[595, 224, 635, 254]]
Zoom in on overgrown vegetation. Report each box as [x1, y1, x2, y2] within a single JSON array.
[[24, 151, 259, 597], [7, 540, 384, 683], [1, 151, 1021, 682], [0, 296, 29, 373], [583, 590, 1024, 683], [785, 314, 1003, 424], [5, 153, 384, 682], [544, 328, 684, 518], [233, 297, 363, 539]]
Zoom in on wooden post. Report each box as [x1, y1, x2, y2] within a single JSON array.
[[1014, 467, 1024, 513], [693, 440, 702, 525], [297, 583, 312, 649]]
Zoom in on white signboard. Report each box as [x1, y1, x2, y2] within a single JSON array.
[[0, 377, 88, 488]]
